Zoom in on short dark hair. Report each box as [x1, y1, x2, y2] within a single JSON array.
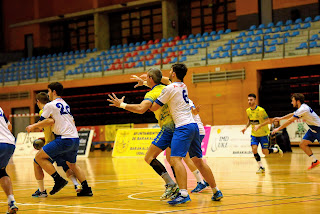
[[148, 68, 162, 84], [291, 93, 305, 103], [248, 93, 256, 99], [36, 92, 50, 104], [48, 82, 63, 96], [171, 63, 187, 81]]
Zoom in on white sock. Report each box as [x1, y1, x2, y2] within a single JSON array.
[[310, 154, 317, 162], [273, 148, 278, 153], [7, 195, 14, 204], [179, 189, 188, 197], [68, 175, 79, 186], [212, 186, 219, 193], [192, 170, 204, 184], [258, 161, 263, 168], [37, 180, 45, 192]]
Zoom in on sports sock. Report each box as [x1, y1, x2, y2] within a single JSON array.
[[68, 175, 79, 186], [192, 170, 204, 184], [37, 180, 45, 192], [81, 180, 89, 189], [171, 166, 176, 178], [212, 186, 219, 193], [7, 195, 14, 204], [161, 172, 175, 186], [179, 189, 188, 197], [309, 154, 318, 162], [268, 148, 274, 154], [51, 171, 63, 182]]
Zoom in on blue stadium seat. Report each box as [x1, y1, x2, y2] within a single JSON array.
[[267, 22, 274, 28], [265, 46, 276, 53], [264, 35, 271, 40], [254, 36, 262, 41], [129, 43, 134, 47], [276, 21, 283, 27], [282, 25, 291, 31], [240, 43, 249, 50], [271, 34, 280, 39], [234, 38, 243, 44], [231, 50, 238, 57], [304, 17, 312, 23], [160, 38, 167, 43], [172, 46, 179, 52], [244, 37, 253, 43], [217, 30, 224, 35], [282, 32, 290, 38], [222, 45, 230, 52], [239, 50, 248, 56], [248, 48, 257, 55], [190, 49, 198, 55], [258, 24, 265, 29], [182, 50, 191, 56], [246, 31, 254, 36], [213, 35, 220, 41], [285, 20, 292, 25], [195, 33, 201, 38], [264, 28, 272, 34], [250, 42, 260, 48], [310, 34, 319, 41], [197, 37, 205, 43], [249, 25, 256, 30], [310, 41, 317, 48], [295, 18, 302, 24], [225, 29, 231, 34], [292, 24, 301, 30], [135, 61, 143, 68], [237, 32, 246, 38], [233, 44, 241, 50], [141, 41, 147, 45], [205, 36, 213, 42], [314, 15, 320, 22], [171, 57, 178, 64], [302, 23, 311, 29], [86, 49, 91, 53], [111, 45, 116, 49], [180, 56, 187, 62], [273, 27, 281, 33], [210, 31, 216, 36], [211, 53, 220, 59]]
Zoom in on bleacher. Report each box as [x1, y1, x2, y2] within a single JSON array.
[[2, 15, 320, 85]]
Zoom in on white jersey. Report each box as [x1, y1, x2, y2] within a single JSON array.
[[155, 82, 195, 128], [41, 98, 78, 138], [189, 99, 205, 135], [294, 103, 320, 132], [0, 107, 15, 145]]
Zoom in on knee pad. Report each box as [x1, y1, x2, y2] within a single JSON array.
[[0, 168, 8, 179], [254, 153, 261, 162]]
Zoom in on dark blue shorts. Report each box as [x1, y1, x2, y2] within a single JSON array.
[[171, 123, 201, 158], [152, 129, 174, 150], [0, 143, 15, 168], [43, 137, 79, 164], [34, 156, 70, 172], [303, 129, 320, 143], [251, 135, 269, 149]]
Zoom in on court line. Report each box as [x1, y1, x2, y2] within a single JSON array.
[[128, 190, 163, 201], [38, 210, 100, 214], [0, 202, 159, 213]]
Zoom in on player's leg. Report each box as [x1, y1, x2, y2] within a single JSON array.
[[35, 139, 68, 195], [56, 158, 81, 193], [0, 143, 18, 213], [300, 130, 319, 169], [251, 137, 264, 173], [32, 159, 48, 197], [64, 138, 92, 196], [261, 136, 283, 157], [146, 130, 177, 200]]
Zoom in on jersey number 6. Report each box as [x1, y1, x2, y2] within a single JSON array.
[[182, 89, 189, 104]]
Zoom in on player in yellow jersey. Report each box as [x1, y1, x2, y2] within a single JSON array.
[[108, 68, 179, 200], [32, 92, 81, 197], [241, 93, 283, 174]]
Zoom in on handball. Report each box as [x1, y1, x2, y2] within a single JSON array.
[[33, 138, 45, 150]]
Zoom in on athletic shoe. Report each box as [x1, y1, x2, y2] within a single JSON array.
[[191, 181, 208, 193], [160, 183, 179, 200], [256, 167, 265, 174], [32, 189, 48, 198], [211, 190, 223, 201], [308, 160, 320, 170], [7, 201, 18, 214], [167, 193, 191, 205], [77, 187, 93, 196], [274, 144, 283, 157], [49, 178, 68, 195], [75, 185, 82, 193]]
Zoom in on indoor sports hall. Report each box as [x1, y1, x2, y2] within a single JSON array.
[[1, 0, 320, 213]]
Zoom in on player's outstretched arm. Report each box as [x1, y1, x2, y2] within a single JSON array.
[[131, 75, 146, 88], [161, 76, 171, 85], [26, 118, 55, 133], [253, 118, 273, 132], [271, 116, 297, 135], [107, 93, 152, 114], [241, 119, 250, 134], [274, 113, 294, 121]]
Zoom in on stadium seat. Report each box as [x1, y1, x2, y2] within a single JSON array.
[[240, 43, 249, 50], [292, 24, 301, 30], [295, 18, 302, 24], [314, 15, 320, 22], [248, 48, 257, 55], [285, 20, 293, 25], [310, 41, 317, 48], [225, 29, 231, 34], [217, 30, 224, 35], [244, 37, 253, 43], [233, 44, 241, 50], [249, 25, 256, 30], [239, 50, 248, 56], [180, 56, 187, 62], [302, 23, 311, 29], [304, 17, 312, 23], [267, 22, 274, 28], [276, 21, 283, 27], [210, 31, 216, 36], [265, 46, 276, 53], [258, 24, 265, 29], [237, 32, 246, 38], [310, 34, 319, 41], [264, 28, 272, 34], [220, 51, 230, 58]]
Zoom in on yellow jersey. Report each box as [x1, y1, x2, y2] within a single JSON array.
[[39, 109, 55, 144], [144, 85, 175, 132], [246, 106, 270, 137]]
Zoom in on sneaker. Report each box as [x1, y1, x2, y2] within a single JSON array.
[[75, 185, 82, 193], [160, 183, 179, 200], [308, 160, 320, 170], [77, 187, 93, 196], [32, 189, 48, 198], [256, 167, 265, 174], [191, 181, 208, 193], [167, 193, 191, 205], [7, 201, 18, 214], [49, 178, 68, 195], [274, 144, 283, 157], [211, 190, 223, 201]]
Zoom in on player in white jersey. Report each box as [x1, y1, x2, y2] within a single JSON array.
[[0, 107, 18, 214], [26, 82, 92, 196], [272, 93, 320, 169], [150, 64, 222, 204]]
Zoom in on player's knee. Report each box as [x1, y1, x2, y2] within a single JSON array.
[[33, 158, 39, 165], [0, 168, 8, 179]]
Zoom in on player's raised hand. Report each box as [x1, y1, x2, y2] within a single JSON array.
[[253, 125, 260, 132], [191, 105, 201, 115], [240, 127, 246, 134], [107, 93, 125, 108], [271, 128, 279, 135], [130, 75, 144, 88]]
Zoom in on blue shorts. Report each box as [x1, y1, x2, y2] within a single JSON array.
[[152, 129, 173, 150], [34, 156, 70, 172], [0, 143, 15, 168], [43, 137, 79, 164], [171, 123, 201, 158], [303, 129, 320, 143], [251, 135, 269, 149]]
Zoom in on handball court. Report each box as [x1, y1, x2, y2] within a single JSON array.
[[1, 147, 320, 214]]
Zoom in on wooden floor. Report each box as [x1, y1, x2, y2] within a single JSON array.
[[2, 147, 320, 214]]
